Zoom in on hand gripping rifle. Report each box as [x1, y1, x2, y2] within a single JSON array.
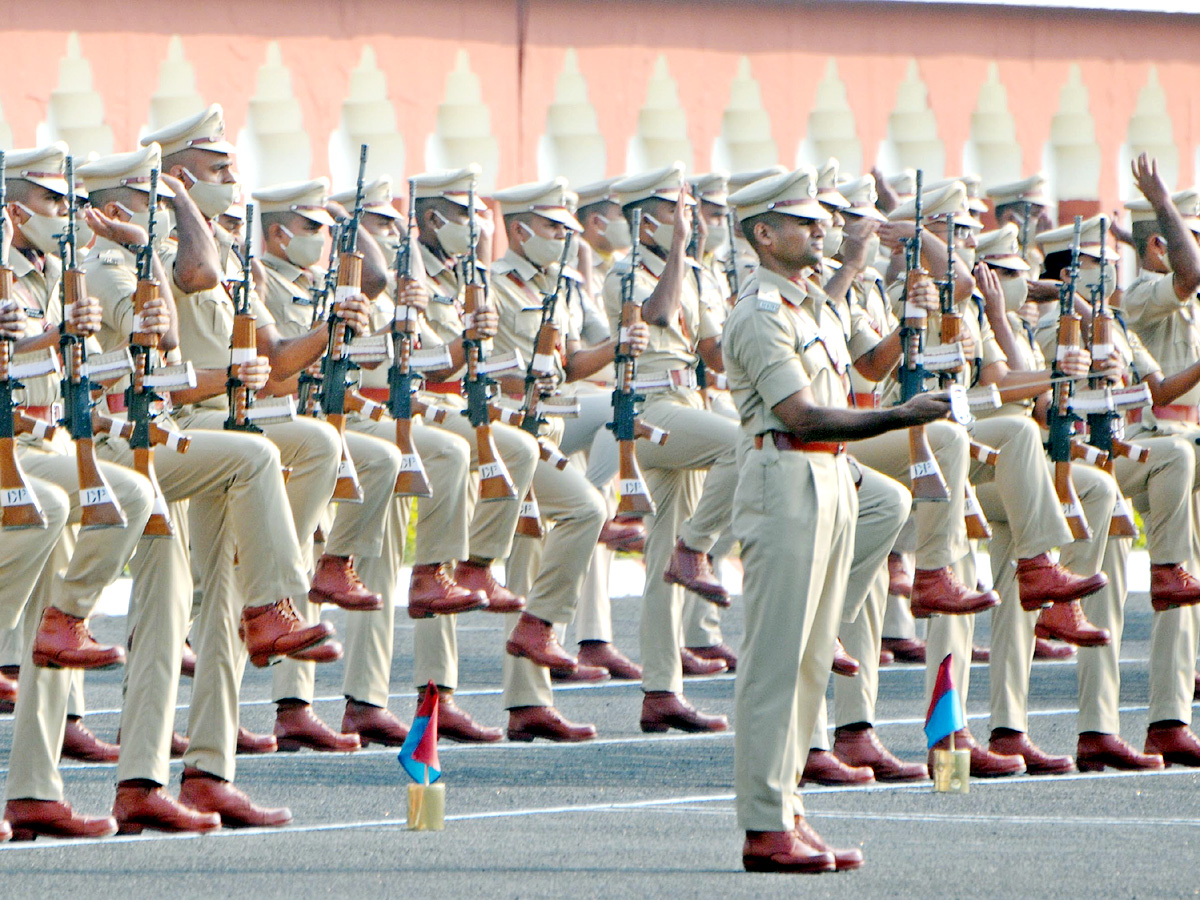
[[125, 167, 194, 537], [388, 177, 433, 498], [297, 221, 342, 416], [1047, 217, 1092, 540], [0, 149, 52, 528], [606, 209, 668, 517], [1079, 217, 1150, 537], [59, 156, 130, 528], [461, 179, 517, 502], [897, 170, 950, 502]]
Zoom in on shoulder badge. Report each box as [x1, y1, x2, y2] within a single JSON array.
[[99, 250, 123, 266], [756, 285, 782, 312]]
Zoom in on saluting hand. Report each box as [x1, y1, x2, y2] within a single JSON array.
[[84, 207, 147, 248], [1132, 153, 1170, 208], [975, 263, 1005, 324]]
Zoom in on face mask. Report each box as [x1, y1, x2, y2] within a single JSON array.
[[603, 215, 631, 251], [823, 226, 843, 258], [1000, 273, 1028, 311], [376, 231, 401, 258], [279, 224, 326, 268], [14, 203, 68, 256], [433, 211, 475, 257], [643, 214, 675, 253], [519, 222, 565, 268], [958, 245, 977, 269], [182, 169, 237, 220], [1078, 262, 1116, 302], [706, 221, 730, 256]]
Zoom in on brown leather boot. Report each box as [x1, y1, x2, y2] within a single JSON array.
[[887, 552, 913, 598], [274, 701, 361, 753], [685, 642, 738, 672], [239, 599, 335, 668], [307, 554, 383, 611], [988, 729, 1075, 775], [408, 563, 487, 618], [113, 781, 221, 835], [681, 647, 728, 676], [507, 705, 597, 742], [61, 717, 119, 762], [1017, 554, 1108, 610], [640, 692, 728, 734], [288, 640, 344, 663], [1145, 721, 1200, 767], [0, 665, 18, 715], [793, 815, 864, 871], [833, 725, 927, 782], [505, 613, 577, 671], [832, 639, 860, 677], [599, 517, 646, 553], [927, 729, 1024, 778], [422, 688, 503, 743], [910, 567, 999, 618], [236, 726, 278, 755], [1034, 601, 1110, 647], [453, 559, 525, 613], [170, 731, 188, 759], [972, 644, 990, 663], [577, 640, 643, 680], [0, 819, 10, 842], [742, 830, 835, 874], [1077, 731, 1164, 772], [663, 539, 730, 607], [31, 607, 125, 670], [551, 663, 610, 684], [5, 799, 118, 841], [1034, 637, 1076, 660], [881, 636, 926, 663], [178, 768, 291, 828], [800, 749, 875, 786], [342, 699, 410, 747], [180, 640, 197, 679], [1150, 563, 1200, 611]]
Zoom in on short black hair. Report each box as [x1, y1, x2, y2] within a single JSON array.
[[577, 199, 619, 223], [85, 186, 139, 211], [740, 210, 793, 257], [1131, 220, 1161, 258], [1040, 249, 1072, 280]]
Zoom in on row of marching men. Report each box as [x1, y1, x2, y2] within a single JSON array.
[[0, 97, 1198, 861]]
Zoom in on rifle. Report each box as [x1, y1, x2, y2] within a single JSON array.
[[513, 233, 577, 538], [1082, 217, 1149, 537], [607, 209, 668, 517], [58, 157, 130, 529], [1047, 217, 1091, 540], [897, 170, 950, 502], [0, 149, 50, 529], [124, 167, 194, 537], [388, 177, 433, 498], [722, 207, 740, 305], [460, 179, 517, 502], [1018, 200, 1035, 265], [298, 221, 342, 416]]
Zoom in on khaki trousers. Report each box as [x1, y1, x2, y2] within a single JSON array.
[[1078, 538, 1130, 735], [734, 445, 856, 831], [574, 477, 616, 645], [882, 517, 919, 641], [176, 409, 338, 782], [635, 389, 738, 695]]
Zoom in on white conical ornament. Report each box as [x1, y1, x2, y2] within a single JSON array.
[[0, 95, 13, 151], [39, 32, 114, 158], [965, 63, 1021, 190], [799, 59, 862, 176], [425, 50, 500, 193], [877, 60, 943, 180], [537, 49, 605, 185], [626, 55, 692, 173], [329, 45, 405, 192], [235, 41, 312, 190], [1043, 64, 1100, 202], [1120, 67, 1177, 200], [712, 57, 777, 174], [144, 36, 205, 135]]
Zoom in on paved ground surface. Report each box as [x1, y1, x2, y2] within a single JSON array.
[[1, 574, 1197, 899]]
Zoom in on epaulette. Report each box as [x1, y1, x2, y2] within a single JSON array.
[[755, 284, 782, 312], [98, 250, 124, 266], [429, 293, 456, 305], [490, 257, 517, 276], [560, 265, 584, 284]]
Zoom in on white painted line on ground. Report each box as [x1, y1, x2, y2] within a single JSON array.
[[806, 809, 1200, 828]]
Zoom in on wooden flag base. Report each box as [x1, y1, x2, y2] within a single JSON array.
[[932, 748, 970, 793], [408, 783, 445, 830]]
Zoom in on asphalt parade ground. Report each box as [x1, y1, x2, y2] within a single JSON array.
[[0, 569, 1197, 899]]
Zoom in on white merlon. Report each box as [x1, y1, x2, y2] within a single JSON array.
[[425, 50, 500, 192], [40, 32, 114, 159], [966, 63, 1022, 189], [713, 56, 777, 174], [144, 35, 205, 136], [1044, 64, 1100, 201], [537, 49, 606, 186], [627, 54, 692, 173], [330, 45, 405, 192], [1120, 66, 1177, 198], [236, 41, 312, 190], [877, 59, 943, 180], [800, 59, 862, 175]]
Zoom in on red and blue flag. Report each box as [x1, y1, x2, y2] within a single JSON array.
[[924, 653, 965, 749], [399, 681, 442, 783]]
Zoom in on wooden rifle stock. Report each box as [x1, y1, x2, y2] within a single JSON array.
[[970, 441, 999, 466], [389, 263, 433, 497], [0, 262, 47, 528], [1052, 313, 1091, 540], [228, 311, 258, 430]]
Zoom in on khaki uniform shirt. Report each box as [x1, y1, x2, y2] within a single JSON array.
[[12, 250, 65, 409], [259, 252, 320, 340], [1124, 271, 1200, 408], [489, 250, 581, 386], [843, 265, 896, 401]]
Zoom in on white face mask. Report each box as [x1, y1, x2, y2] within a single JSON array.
[[823, 226, 843, 258], [182, 168, 237, 220], [432, 210, 475, 257], [1078, 262, 1116, 302], [1000, 272, 1029, 311], [376, 231, 401, 258], [602, 215, 631, 251], [518, 222, 565, 269], [15, 202, 68, 255], [706, 221, 730, 256], [957, 245, 977, 269], [643, 214, 675, 253], [279, 224, 326, 268]]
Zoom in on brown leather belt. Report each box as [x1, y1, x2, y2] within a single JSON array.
[[424, 380, 462, 396], [358, 387, 389, 403], [754, 430, 844, 455], [22, 406, 55, 423], [852, 392, 881, 409], [1128, 404, 1198, 424]]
